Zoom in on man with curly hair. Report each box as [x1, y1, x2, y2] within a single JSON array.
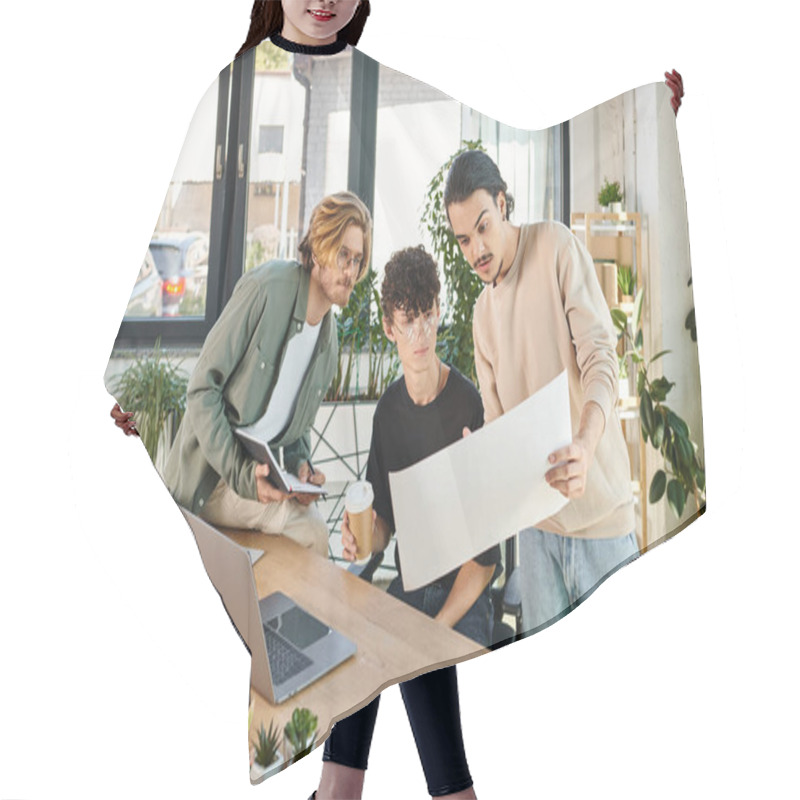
[[313, 245, 499, 800]]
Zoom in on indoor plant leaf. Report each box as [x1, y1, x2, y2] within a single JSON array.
[[649, 469, 667, 503], [667, 479, 686, 518], [650, 376, 675, 403]]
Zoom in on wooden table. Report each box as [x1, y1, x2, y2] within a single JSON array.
[[221, 529, 488, 770]]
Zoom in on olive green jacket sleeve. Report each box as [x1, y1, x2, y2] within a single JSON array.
[[163, 261, 337, 513], [181, 268, 272, 503]]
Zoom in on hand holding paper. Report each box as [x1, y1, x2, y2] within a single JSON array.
[[390, 371, 573, 591], [545, 398, 606, 499]]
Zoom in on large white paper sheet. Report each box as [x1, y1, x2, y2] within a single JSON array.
[[389, 370, 572, 591]]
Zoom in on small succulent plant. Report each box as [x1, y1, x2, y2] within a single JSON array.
[[284, 707, 318, 757], [617, 265, 635, 297], [252, 720, 282, 768], [598, 177, 624, 207]]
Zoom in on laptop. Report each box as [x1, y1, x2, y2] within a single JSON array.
[[180, 509, 356, 704]]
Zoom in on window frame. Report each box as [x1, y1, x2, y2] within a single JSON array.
[[112, 48, 568, 350]]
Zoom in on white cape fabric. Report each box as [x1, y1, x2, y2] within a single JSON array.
[[105, 37, 704, 783]]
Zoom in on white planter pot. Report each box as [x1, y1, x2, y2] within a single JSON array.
[[610, 201, 623, 214], [288, 734, 318, 761], [250, 751, 284, 783]]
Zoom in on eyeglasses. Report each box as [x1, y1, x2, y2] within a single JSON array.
[[336, 246, 364, 274], [393, 309, 439, 344]]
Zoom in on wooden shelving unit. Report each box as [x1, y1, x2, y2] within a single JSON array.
[[570, 211, 648, 548]]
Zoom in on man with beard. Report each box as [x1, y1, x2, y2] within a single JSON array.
[[444, 151, 638, 633], [163, 191, 372, 557]]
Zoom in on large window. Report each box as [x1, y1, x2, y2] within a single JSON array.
[[113, 45, 568, 350], [121, 76, 221, 324]]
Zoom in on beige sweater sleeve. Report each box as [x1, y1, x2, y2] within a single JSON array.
[[557, 230, 619, 427], [473, 314, 503, 425]]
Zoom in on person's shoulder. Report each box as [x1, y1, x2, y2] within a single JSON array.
[[236, 259, 302, 295], [474, 282, 492, 317], [524, 220, 572, 247], [247, 259, 302, 284], [445, 366, 481, 404], [446, 365, 478, 392], [374, 376, 406, 418]]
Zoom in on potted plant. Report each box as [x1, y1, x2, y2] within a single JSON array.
[[325, 266, 399, 403], [598, 177, 624, 213], [420, 139, 487, 383], [617, 265, 635, 303], [110, 338, 187, 472], [250, 720, 284, 782], [284, 707, 318, 760], [313, 266, 399, 515], [612, 292, 706, 520]]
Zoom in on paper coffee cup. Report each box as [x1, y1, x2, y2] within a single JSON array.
[[345, 481, 374, 563]]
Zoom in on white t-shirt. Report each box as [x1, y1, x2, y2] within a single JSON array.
[[240, 319, 322, 444]]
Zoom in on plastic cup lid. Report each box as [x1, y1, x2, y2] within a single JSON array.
[[345, 481, 373, 513]]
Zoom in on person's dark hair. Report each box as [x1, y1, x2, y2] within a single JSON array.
[[236, 1, 371, 58], [443, 149, 515, 221], [381, 245, 441, 323]]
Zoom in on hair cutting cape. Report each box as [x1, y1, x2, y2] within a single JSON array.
[[105, 37, 704, 784]]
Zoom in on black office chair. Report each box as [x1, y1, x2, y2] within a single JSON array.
[[490, 539, 523, 649]]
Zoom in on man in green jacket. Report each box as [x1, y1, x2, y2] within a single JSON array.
[[163, 192, 372, 556]]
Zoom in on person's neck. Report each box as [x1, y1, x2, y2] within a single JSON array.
[[282, 19, 336, 46], [404, 357, 445, 406], [306, 275, 332, 326], [493, 223, 522, 286], [271, 30, 347, 55]]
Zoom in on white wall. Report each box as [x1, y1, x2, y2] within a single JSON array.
[[571, 83, 704, 542]]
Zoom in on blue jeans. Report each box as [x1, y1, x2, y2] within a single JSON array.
[[517, 527, 640, 634], [387, 576, 494, 648]]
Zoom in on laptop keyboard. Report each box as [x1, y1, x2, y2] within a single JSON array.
[[263, 624, 313, 685]]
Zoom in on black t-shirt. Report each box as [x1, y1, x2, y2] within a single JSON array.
[[366, 365, 502, 593]]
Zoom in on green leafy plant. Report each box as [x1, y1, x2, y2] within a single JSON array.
[[255, 40, 290, 73], [420, 139, 486, 382], [326, 267, 400, 401], [617, 265, 635, 298], [284, 707, 318, 758], [685, 277, 697, 342], [598, 177, 624, 207], [252, 720, 282, 768], [111, 339, 187, 463], [612, 294, 705, 519]]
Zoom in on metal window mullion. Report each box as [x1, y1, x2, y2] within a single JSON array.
[[204, 64, 233, 327], [220, 48, 256, 309], [347, 49, 379, 215], [115, 66, 234, 349], [558, 121, 571, 225]]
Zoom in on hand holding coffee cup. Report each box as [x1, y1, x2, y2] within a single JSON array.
[[344, 481, 374, 563], [341, 509, 376, 561]]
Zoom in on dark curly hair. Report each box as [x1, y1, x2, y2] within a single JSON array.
[[236, 1, 371, 59], [380, 245, 441, 323]]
